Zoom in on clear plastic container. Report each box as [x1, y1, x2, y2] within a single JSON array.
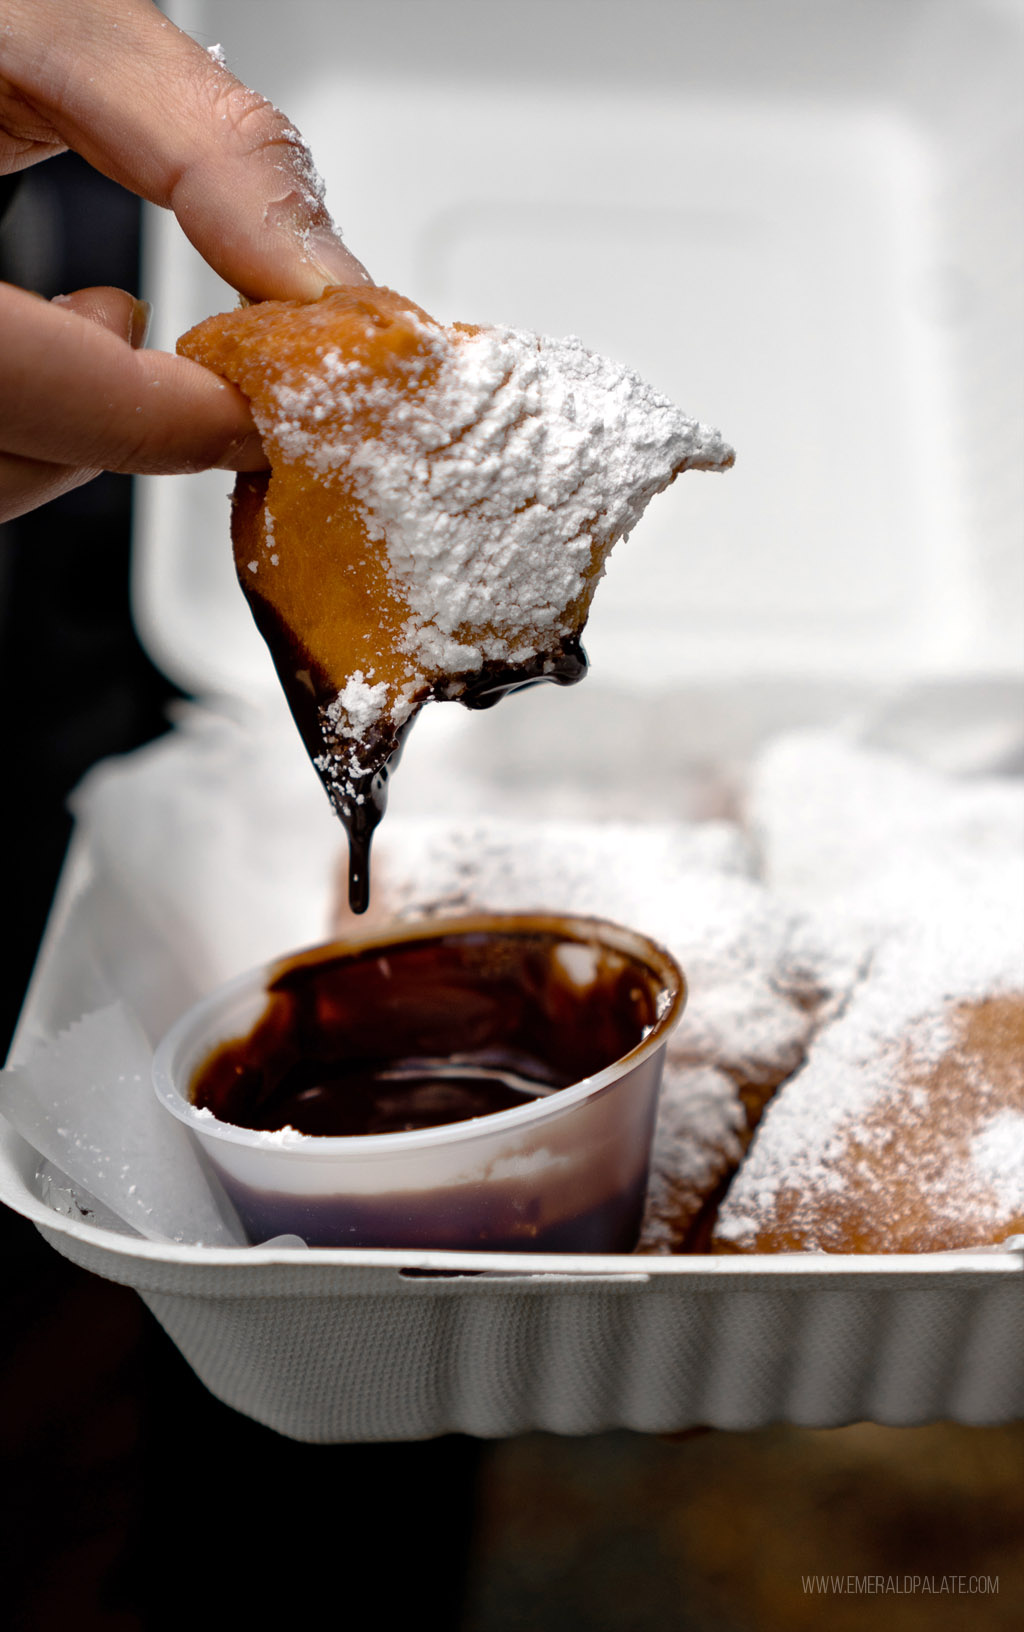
[[152, 913, 685, 1251]]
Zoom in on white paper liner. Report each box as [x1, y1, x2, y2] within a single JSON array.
[[2, 703, 343, 1248], [68, 701, 340, 1029], [0, 1004, 243, 1245]]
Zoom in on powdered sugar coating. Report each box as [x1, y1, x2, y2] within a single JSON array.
[[716, 736, 1024, 1254], [641, 1064, 746, 1254], [325, 673, 389, 739], [971, 1108, 1024, 1211], [747, 731, 1024, 915], [371, 813, 756, 917], [262, 317, 733, 687]]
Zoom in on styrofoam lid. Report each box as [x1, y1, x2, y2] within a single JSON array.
[[134, 0, 1024, 702]]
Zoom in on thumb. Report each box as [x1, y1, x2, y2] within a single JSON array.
[[50, 285, 151, 347]]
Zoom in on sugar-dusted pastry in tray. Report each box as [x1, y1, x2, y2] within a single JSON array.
[[713, 863, 1024, 1253], [178, 288, 733, 910], [334, 814, 868, 1251], [714, 735, 1024, 1254], [746, 729, 1024, 913]]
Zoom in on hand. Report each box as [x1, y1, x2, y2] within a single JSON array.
[[0, 0, 371, 522]]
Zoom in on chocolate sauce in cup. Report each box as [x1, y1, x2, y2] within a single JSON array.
[[153, 914, 685, 1252]]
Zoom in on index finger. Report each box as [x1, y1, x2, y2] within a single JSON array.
[[2, 0, 371, 300]]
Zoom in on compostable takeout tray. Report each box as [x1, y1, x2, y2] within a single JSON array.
[[3, 0, 1024, 1442], [2, 838, 1022, 1444], [3, 869, 1023, 1444]]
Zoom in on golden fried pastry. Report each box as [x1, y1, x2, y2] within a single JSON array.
[[178, 287, 733, 909], [713, 884, 1024, 1254], [713, 736, 1024, 1255]]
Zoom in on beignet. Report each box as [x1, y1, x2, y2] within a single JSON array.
[[715, 736, 1024, 1254], [178, 287, 733, 908]]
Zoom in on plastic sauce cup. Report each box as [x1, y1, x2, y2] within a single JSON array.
[[152, 913, 685, 1251]]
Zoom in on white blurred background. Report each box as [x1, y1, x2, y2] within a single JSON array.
[[140, 0, 1024, 709]]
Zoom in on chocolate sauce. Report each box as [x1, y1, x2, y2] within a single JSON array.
[[241, 552, 589, 914], [239, 578, 407, 915], [452, 634, 589, 711], [218, 1173, 653, 1254], [191, 926, 657, 1137], [319, 720, 414, 917], [337, 636, 586, 911]]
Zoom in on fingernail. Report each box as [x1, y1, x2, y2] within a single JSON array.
[[217, 429, 268, 472], [130, 299, 152, 349], [303, 226, 373, 290]]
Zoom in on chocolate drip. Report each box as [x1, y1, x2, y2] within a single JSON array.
[[453, 634, 589, 711], [334, 639, 585, 910], [244, 582, 588, 913], [242, 587, 406, 913], [329, 721, 414, 915]]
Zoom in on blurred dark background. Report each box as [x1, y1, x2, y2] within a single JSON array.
[[0, 154, 179, 1062]]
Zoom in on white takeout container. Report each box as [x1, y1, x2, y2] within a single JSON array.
[[2, 0, 1022, 1440], [152, 915, 684, 1252]]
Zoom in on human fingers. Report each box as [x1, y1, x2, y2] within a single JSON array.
[[0, 449, 97, 523], [0, 287, 140, 521], [0, 282, 266, 487], [0, 284, 184, 521], [0, 286, 141, 521], [1, 0, 371, 300], [50, 283, 151, 347], [0, 65, 67, 174]]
